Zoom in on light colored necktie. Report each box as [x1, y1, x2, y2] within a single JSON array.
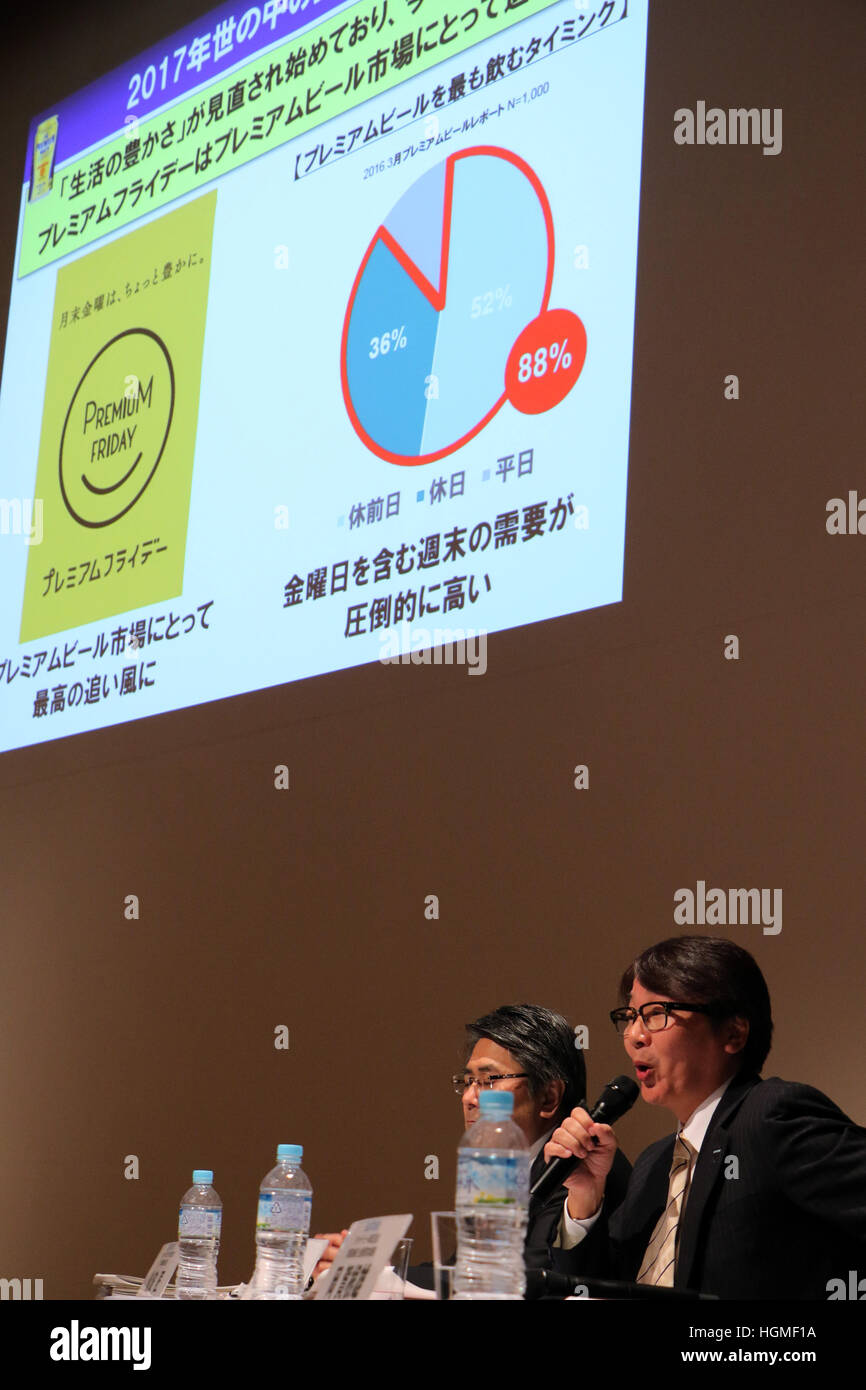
[[636, 1134, 696, 1287]]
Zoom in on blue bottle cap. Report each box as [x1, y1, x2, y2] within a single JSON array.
[[277, 1144, 303, 1161], [478, 1091, 514, 1117], [192, 1169, 213, 1184]]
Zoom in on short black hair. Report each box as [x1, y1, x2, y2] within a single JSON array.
[[464, 1004, 586, 1122], [619, 936, 773, 1075]]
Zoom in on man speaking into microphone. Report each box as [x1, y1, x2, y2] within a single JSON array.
[[543, 935, 866, 1298]]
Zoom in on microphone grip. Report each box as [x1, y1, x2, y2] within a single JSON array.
[[529, 1151, 586, 1204], [529, 1075, 638, 1205]]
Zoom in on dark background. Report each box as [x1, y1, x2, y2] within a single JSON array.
[[0, 0, 864, 1298]]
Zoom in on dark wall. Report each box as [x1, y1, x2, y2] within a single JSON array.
[[0, 0, 864, 1298]]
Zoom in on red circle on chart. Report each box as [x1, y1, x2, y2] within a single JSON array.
[[505, 308, 587, 415]]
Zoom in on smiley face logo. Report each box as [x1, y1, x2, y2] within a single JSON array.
[[59, 328, 175, 527]]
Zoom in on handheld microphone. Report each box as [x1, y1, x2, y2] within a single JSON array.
[[529, 1074, 639, 1204]]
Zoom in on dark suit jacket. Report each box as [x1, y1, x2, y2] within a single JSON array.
[[592, 1072, 866, 1300]]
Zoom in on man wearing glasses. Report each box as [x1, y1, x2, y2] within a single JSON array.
[[314, 1003, 631, 1282], [456, 1004, 631, 1274], [545, 935, 866, 1298]]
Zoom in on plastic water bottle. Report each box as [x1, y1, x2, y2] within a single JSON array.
[[249, 1144, 312, 1299], [176, 1170, 222, 1300], [454, 1091, 530, 1299]]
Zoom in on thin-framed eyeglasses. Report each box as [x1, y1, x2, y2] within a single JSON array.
[[452, 1072, 529, 1096]]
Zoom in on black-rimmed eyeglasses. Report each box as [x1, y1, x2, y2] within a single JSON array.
[[610, 1002, 721, 1034]]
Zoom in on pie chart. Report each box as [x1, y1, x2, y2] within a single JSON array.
[[341, 146, 555, 466]]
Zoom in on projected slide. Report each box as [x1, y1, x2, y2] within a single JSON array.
[[0, 0, 648, 753]]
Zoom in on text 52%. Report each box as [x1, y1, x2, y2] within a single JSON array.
[[470, 285, 512, 317]]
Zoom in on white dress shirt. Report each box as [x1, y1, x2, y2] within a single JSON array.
[[558, 1078, 733, 1248]]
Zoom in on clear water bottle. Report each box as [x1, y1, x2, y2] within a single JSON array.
[[454, 1091, 530, 1300], [249, 1144, 312, 1299], [176, 1169, 222, 1300]]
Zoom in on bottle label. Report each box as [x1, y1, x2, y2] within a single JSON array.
[[178, 1205, 221, 1238], [256, 1191, 312, 1233], [456, 1151, 530, 1206]]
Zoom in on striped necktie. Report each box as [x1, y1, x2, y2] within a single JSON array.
[[636, 1133, 697, 1287]]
